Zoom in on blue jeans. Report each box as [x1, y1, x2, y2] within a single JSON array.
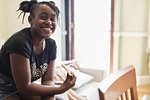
[[0, 73, 18, 100]]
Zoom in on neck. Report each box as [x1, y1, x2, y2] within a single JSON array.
[[30, 28, 46, 54]]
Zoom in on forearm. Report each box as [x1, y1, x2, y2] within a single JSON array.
[[41, 80, 55, 100], [41, 96, 54, 100], [18, 82, 65, 96]]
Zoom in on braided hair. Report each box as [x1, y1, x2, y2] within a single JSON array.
[[17, 0, 60, 24]]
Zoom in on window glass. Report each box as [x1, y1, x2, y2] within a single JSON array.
[[74, 0, 111, 72]]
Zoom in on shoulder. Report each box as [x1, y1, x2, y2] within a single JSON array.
[[10, 28, 31, 42], [45, 38, 57, 61], [8, 28, 31, 47], [5, 28, 32, 58], [45, 38, 56, 47]]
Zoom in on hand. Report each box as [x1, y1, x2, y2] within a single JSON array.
[[61, 71, 76, 91]]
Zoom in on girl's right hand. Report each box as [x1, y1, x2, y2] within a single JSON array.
[[61, 72, 76, 92]]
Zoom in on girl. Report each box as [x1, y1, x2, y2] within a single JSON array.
[[0, 0, 76, 100]]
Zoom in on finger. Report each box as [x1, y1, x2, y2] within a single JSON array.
[[70, 71, 76, 78], [62, 64, 71, 76], [66, 73, 70, 78]]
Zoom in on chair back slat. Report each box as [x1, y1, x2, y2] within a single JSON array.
[[98, 65, 138, 100]]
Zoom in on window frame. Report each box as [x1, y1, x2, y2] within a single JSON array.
[[64, 0, 114, 73]]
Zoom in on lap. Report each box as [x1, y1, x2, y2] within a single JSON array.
[[4, 93, 64, 100], [4, 93, 63, 100], [17, 94, 41, 100], [3, 93, 40, 100], [3, 94, 20, 100]]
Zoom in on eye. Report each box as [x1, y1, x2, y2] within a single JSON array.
[[50, 17, 56, 22], [40, 15, 47, 20]]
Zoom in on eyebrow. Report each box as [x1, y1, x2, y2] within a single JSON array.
[[40, 12, 56, 17]]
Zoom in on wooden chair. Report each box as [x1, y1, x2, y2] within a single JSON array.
[[98, 65, 138, 100]]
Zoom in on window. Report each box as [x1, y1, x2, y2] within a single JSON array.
[[74, 0, 111, 72]]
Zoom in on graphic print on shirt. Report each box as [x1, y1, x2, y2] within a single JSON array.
[[30, 63, 48, 81]]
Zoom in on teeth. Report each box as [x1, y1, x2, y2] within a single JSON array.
[[44, 28, 50, 31], [50, 26, 53, 29], [43, 28, 53, 33]]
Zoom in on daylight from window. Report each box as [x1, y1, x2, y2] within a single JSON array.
[[74, 0, 111, 72]]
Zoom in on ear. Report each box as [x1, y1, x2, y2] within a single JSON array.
[[28, 16, 33, 25]]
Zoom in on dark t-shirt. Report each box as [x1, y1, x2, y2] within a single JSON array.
[[0, 28, 57, 81]]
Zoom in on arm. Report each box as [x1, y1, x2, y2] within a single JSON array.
[[41, 60, 55, 100], [10, 53, 76, 96], [10, 53, 65, 96], [41, 61, 77, 100]]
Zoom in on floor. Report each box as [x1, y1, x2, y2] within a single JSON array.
[[137, 84, 150, 100]]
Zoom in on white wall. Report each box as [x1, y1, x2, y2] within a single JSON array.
[[0, 0, 8, 46], [113, 0, 149, 75]]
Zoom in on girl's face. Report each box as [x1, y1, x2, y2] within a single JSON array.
[[29, 4, 57, 39]]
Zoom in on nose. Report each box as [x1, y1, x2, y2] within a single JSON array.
[[45, 19, 52, 26]]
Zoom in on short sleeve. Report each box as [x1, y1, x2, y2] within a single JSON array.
[[7, 35, 31, 58], [46, 38, 57, 63], [51, 45, 57, 60]]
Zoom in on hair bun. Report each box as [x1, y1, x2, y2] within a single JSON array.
[[18, 1, 37, 12]]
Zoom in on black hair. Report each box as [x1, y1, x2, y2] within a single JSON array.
[[17, 0, 60, 24]]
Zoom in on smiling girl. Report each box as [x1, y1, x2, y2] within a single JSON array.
[[0, 0, 76, 100]]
